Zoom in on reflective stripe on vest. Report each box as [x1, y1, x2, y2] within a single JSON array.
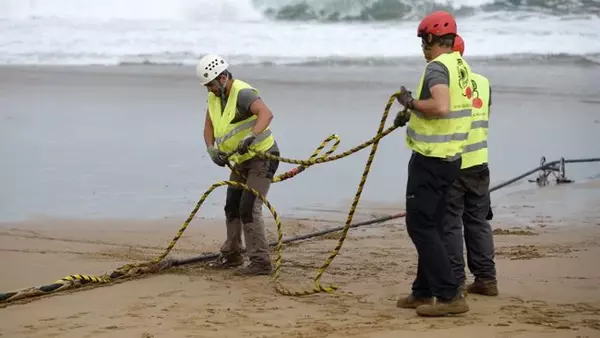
[[461, 72, 490, 169], [406, 128, 468, 143], [214, 119, 273, 146], [207, 79, 275, 165], [406, 51, 474, 160]]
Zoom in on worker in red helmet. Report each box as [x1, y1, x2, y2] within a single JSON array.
[[444, 34, 499, 296], [453, 34, 465, 55], [393, 10, 472, 317]]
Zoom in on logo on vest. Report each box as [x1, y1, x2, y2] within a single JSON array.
[[456, 58, 472, 99], [470, 79, 484, 109]]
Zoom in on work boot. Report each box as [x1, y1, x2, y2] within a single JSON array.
[[234, 260, 272, 276], [416, 294, 470, 317], [396, 294, 434, 309], [467, 279, 499, 296], [206, 252, 244, 269]]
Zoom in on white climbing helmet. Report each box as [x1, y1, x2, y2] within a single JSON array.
[[196, 54, 229, 85]]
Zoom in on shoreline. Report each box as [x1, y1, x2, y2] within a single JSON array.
[[1, 51, 599, 69]]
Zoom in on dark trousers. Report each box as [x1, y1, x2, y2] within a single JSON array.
[[222, 147, 280, 264], [444, 164, 496, 284], [405, 152, 461, 301]]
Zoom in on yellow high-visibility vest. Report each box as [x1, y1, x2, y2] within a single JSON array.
[[461, 72, 490, 169], [207, 79, 275, 165], [406, 51, 473, 161]]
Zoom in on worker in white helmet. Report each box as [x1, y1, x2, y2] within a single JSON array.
[[198, 54, 280, 276]]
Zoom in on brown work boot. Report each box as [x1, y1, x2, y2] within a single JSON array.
[[396, 294, 434, 309], [467, 279, 499, 296], [234, 260, 272, 276], [416, 294, 470, 317], [206, 252, 244, 269]]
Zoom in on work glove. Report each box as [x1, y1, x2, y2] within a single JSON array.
[[237, 133, 256, 155], [207, 146, 228, 167], [393, 109, 410, 127], [486, 206, 494, 221], [396, 86, 415, 110]]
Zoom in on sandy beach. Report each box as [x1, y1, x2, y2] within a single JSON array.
[[1, 180, 600, 338]]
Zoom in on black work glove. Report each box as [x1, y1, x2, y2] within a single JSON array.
[[237, 133, 256, 155], [207, 146, 228, 167], [396, 86, 415, 110], [393, 109, 410, 127], [486, 206, 494, 220]]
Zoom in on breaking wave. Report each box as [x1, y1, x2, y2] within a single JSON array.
[[257, 0, 600, 22], [1, 0, 599, 22], [0, 0, 599, 66]]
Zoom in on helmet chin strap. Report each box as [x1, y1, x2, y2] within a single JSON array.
[[218, 75, 228, 99], [219, 82, 226, 99]]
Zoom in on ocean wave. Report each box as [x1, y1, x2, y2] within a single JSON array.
[[1, 0, 599, 23], [261, 0, 600, 22], [1, 1, 599, 66]]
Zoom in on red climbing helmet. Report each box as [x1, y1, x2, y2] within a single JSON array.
[[417, 11, 457, 38], [453, 34, 465, 55]]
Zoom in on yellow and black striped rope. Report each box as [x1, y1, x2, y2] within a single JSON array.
[[0, 90, 405, 304], [58, 274, 111, 284], [224, 91, 403, 296], [273, 90, 401, 296], [227, 133, 343, 183]]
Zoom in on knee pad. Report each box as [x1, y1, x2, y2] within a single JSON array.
[[486, 206, 494, 220], [224, 188, 242, 220], [239, 193, 257, 224]]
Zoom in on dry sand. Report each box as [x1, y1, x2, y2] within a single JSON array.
[[1, 188, 600, 338]]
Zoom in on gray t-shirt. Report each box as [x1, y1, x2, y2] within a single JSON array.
[[221, 88, 260, 124], [419, 61, 450, 100], [219, 87, 279, 153], [420, 62, 493, 109]]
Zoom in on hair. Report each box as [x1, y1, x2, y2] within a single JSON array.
[[438, 34, 456, 48], [423, 33, 456, 49], [218, 70, 233, 80]]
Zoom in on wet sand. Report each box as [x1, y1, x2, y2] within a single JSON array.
[[1, 182, 600, 337], [1, 64, 599, 222]]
